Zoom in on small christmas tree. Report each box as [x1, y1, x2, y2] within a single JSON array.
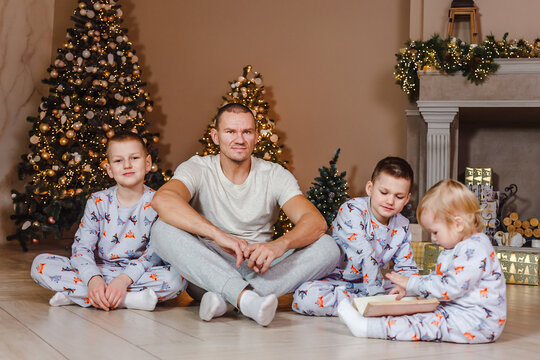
[[307, 149, 350, 227], [199, 65, 292, 236], [9, 0, 169, 250]]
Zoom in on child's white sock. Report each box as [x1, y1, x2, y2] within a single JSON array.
[[49, 292, 75, 306], [122, 289, 158, 311], [199, 291, 234, 321], [239, 290, 278, 326], [337, 299, 368, 337]]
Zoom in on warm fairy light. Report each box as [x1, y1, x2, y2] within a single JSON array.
[[394, 34, 537, 100]]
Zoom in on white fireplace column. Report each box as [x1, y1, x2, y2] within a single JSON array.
[[418, 106, 459, 190]]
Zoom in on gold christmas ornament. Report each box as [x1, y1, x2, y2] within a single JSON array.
[[39, 123, 50, 133], [152, 136, 159, 143], [48, 217, 56, 224], [50, 70, 58, 78], [100, 159, 108, 169], [59, 137, 68, 146], [102, 123, 110, 131], [78, 2, 86, 8], [73, 121, 82, 130], [75, 188, 83, 195], [106, 130, 115, 138], [146, 105, 153, 112], [151, 163, 158, 172], [100, 137, 108, 144], [46, 169, 56, 177], [32, 238, 39, 244], [61, 153, 70, 162], [41, 152, 50, 160], [66, 130, 76, 138], [30, 135, 40, 144], [58, 176, 67, 185]]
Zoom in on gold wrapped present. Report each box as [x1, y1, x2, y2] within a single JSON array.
[[422, 243, 442, 275], [465, 167, 474, 186], [482, 168, 492, 186], [411, 241, 430, 272], [496, 249, 539, 286]]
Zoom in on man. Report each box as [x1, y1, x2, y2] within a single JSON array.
[[151, 103, 339, 326]]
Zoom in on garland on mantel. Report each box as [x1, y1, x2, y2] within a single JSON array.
[[395, 33, 540, 101]]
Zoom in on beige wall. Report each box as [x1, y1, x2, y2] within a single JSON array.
[[3, 0, 540, 244], [54, 0, 411, 198], [0, 0, 55, 245], [420, 0, 540, 41]]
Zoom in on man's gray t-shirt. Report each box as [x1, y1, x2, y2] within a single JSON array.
[[172, 155, 302, 243]]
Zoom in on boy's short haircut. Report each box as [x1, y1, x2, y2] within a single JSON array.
[[417, 179, 483, 235], [107, 131, 148, 159], [214, 102, 256, 129], [371, 157, 414, 190]]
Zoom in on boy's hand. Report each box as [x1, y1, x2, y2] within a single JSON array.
[[389, 285, 407, 300], [106, 273, 133, 309], [88, 275, 110, 311], [243, 240, 287, 274], [385, 271, 409, 289]]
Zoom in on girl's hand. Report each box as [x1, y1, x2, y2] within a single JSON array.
[[88, 275, 110, 311], [385, 271, 409, 289], [106, 273, 133, 309]]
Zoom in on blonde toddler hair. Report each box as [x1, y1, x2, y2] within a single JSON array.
[[417, 179, 483, 236]]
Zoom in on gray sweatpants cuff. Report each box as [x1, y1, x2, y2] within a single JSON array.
[[222, 276, 249, 308]]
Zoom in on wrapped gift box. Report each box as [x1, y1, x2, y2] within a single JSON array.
[[496, 249, 539, 286], [411, 241, 430, 272], [421, 243, 540, 285], [422, 243, 443, 275]]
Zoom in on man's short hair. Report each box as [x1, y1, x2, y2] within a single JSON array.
[[106, 131, 148, 159], [214, 103, 256, 129], [371, 156, 414, 190]]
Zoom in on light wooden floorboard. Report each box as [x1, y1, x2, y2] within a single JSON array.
[[1, 240, 539, 360]]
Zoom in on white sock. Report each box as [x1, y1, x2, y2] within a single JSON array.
[[122, 289, 158, 311], [199, 292, 234, 321], [239, 290, 278, 326], [337, 299, 368, 337], [49, 292, 75, 306]]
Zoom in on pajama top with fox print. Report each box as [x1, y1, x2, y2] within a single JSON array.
[[405, 232, 506, 340], [332, 197, 418, 296], [71, 185, 161, 285]]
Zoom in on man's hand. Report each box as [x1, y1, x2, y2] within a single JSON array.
[[106, 273, 133, 309], [88, 275, 110, 311], [385, 271, 409, 289], [243, 240, 288, 274], [213, 232, 249, 267]]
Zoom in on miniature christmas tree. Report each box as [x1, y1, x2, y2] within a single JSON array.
[[199, 65, 292, 236], [307, 149, 350, 226], [9, 0, 169, 250]]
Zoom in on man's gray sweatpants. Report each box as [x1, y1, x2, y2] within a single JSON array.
[[150, 219, 340, 307]]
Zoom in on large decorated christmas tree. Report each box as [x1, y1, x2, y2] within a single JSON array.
[[9, 0, 169, 250], [199, 65, 292, 236], [307, 149, 350, 227]]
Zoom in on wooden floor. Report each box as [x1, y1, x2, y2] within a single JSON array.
[[1, 240, 539, 360]]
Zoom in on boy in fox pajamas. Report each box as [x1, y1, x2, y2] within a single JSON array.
[[292, 157, 418, 316], [31, 132, 186, 311], [338, 179, 507, 343]]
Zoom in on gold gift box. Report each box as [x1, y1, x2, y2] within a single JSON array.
[[421, 243, 539, 285], [497, 250, 539, 286]]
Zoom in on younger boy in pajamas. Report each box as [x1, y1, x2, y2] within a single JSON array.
[[292, 157, 418, 316], [338, 179, 507, 343], [31, 132, 186, 311]]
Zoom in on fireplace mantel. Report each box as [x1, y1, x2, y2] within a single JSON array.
[[408, 59, 540, 195]]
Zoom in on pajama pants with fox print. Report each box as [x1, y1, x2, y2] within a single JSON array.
[[31, 253, 186, 307]]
